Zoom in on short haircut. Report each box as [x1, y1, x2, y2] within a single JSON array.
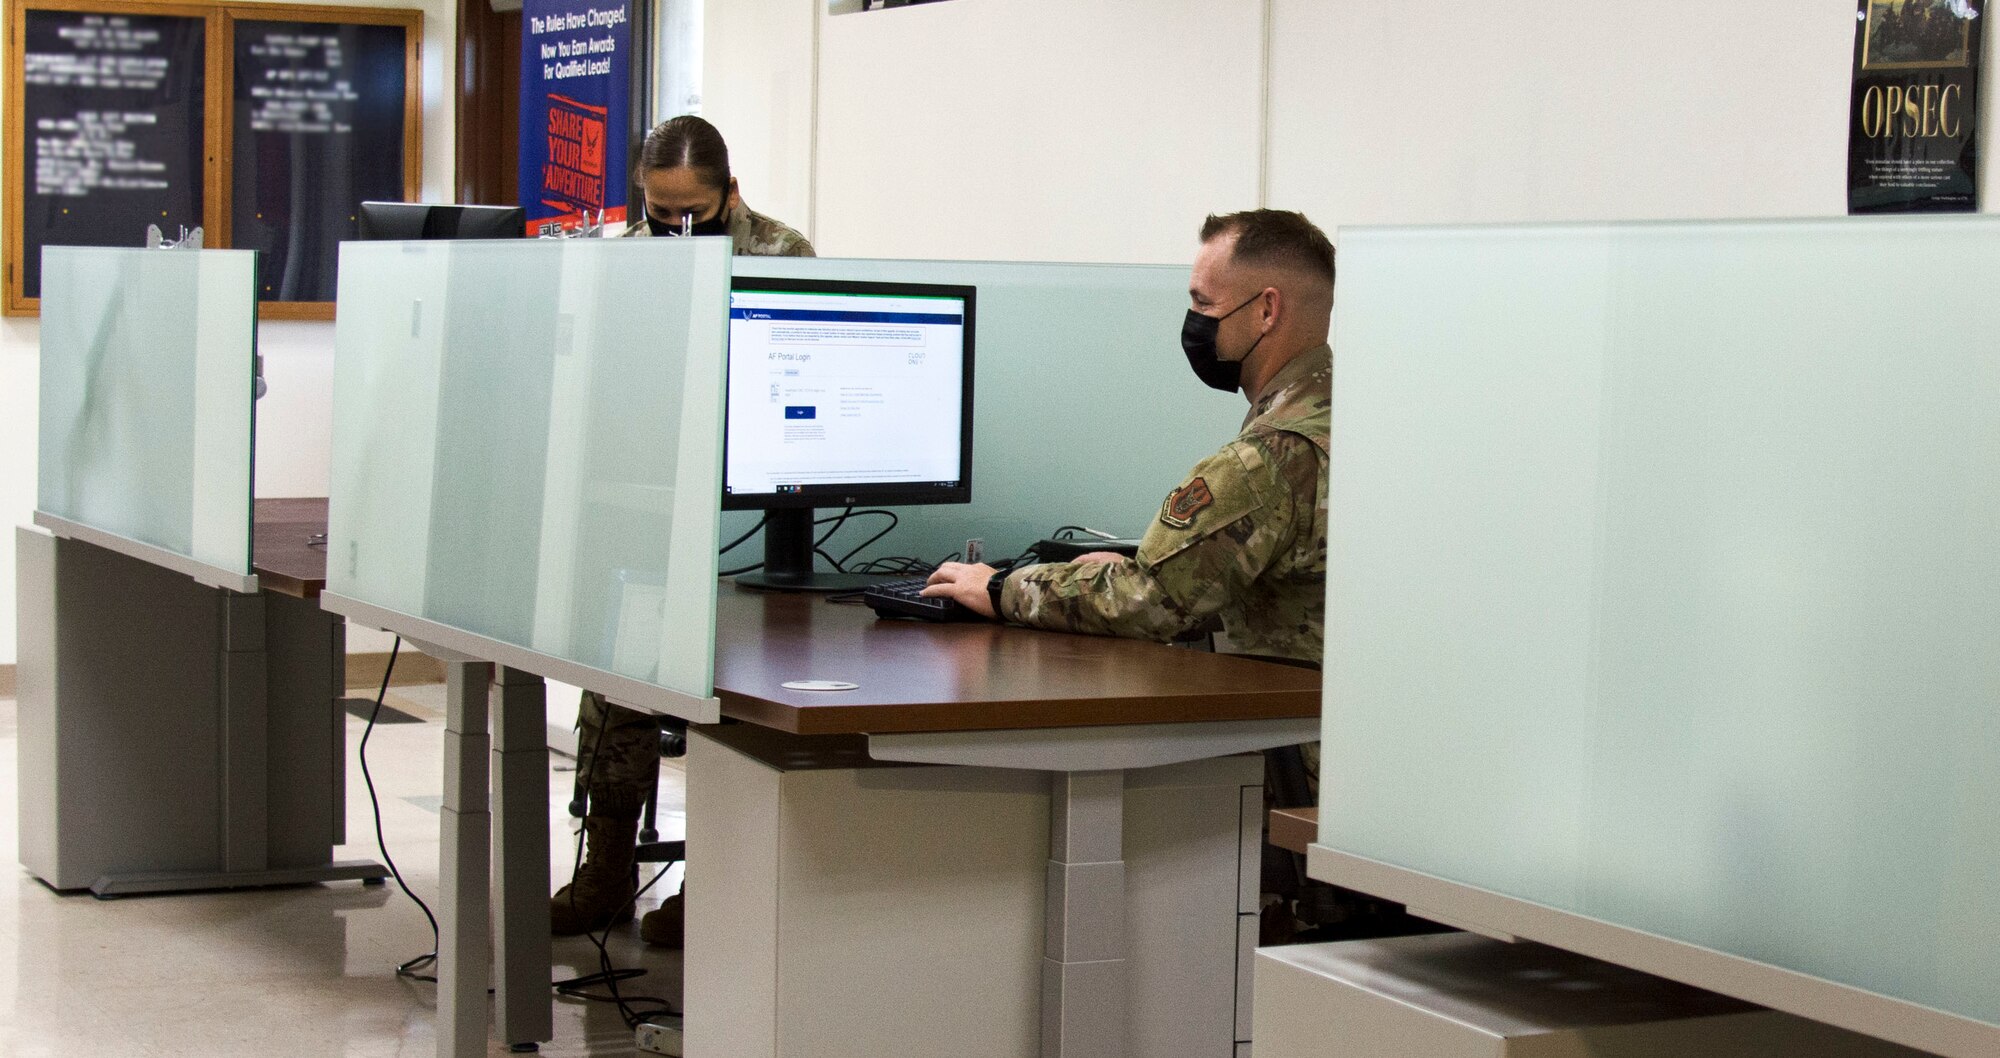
[[1199, 209, 1335, 285], [638, 115, 731, 194]]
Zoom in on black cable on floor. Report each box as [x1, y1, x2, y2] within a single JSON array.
[[356, 637, 443, 981], [553, 863, 680, 1027], [551, 703, 680, 1027]]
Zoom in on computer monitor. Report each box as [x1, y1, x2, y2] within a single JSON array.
[[355, 201, 526, 240], [724, 276, 976, 591]]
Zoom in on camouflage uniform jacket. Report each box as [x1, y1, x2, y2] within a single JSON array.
[[999, 344, 1332, 664], [619, 203, 815, 257]]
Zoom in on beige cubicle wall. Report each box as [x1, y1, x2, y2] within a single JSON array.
[[323, 236, 733, 718], [35, 247, 259, 591], [20, 245, 378, 898], [1312, 215, 2000, 1058]]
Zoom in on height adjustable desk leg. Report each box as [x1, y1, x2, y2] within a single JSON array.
[[1043, 770, 1127, 1058], [218, 592, 270, 875], [439, 661, 494, 1058], [492, 666, 553, 1050]]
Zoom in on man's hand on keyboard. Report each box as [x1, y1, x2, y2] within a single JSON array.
[[922, 562, 997, 619]]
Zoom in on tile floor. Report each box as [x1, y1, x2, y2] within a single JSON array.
[[0, 684, 686, 1057]]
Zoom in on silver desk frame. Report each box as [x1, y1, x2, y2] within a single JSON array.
[[314, 596, 720, 1058], [874, 717, 1317, 1058], [329, 582, 1312, 1058], [418, 664, 1311, 1058]]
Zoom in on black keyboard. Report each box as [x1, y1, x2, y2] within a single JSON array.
[[860, 577, 977, 622]]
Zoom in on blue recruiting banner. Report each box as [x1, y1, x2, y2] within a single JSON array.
[[518, 0, 631, 235]]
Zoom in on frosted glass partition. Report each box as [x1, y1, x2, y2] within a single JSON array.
[[324, 238, 732, 720], [36, 247, 259, 593], [1316, 217, 2000, 1057], [732, 257, 1221, 561]]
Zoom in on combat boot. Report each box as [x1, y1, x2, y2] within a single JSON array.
[[638, 890, 684, 949], [550, 813, 640, 935]]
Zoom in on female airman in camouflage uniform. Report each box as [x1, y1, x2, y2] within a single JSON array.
[[555, 115, 812, 945]]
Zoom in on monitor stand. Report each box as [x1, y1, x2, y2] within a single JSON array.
[[732, 508, 886, 593]]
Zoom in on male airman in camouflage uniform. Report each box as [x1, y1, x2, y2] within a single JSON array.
[[995, 343, 1329, 793], [924, 209, 1332, 676], [925, 210, 1340, 939], [999, 349, 1328, 665], [553, 115, 813, 944]]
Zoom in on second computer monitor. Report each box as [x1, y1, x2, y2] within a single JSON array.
[[355, 201, 526, 240], [724, 276, 975, 591]]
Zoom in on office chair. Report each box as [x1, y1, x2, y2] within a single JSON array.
[[636, 718, 687, 867]]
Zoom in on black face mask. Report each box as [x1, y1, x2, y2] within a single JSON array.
[[646, 207, 730, 238], [1180, 293, 1264, 393]]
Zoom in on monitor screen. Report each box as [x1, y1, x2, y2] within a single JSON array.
[[722, 277, 975, 511], [355, 201, 525, 240]]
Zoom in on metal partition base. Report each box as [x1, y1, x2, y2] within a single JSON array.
[[1307, 845, 2000, 1058], [15, 527, 385, 896], [92, 860, 390, 898]]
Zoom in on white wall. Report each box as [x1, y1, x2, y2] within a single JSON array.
[[706, 0, 1264, 263], [0, 0, 456, 665], [653, 0, 705, 119], [710, 0, 2000, 256], [810, 0, 1264, 263], [1267, 0, 2000, 226], [702, 0, 817, 236]]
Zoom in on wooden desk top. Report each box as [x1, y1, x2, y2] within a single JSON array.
[[253, 497, 329, 598], [257, 507, 1321, 732], [713, 587, 1321, 736]]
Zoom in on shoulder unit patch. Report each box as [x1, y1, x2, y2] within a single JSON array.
[[1159, 477, 1215, 529]]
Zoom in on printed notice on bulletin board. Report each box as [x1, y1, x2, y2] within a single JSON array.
[[1848, 0, 1984, 213], [518, 0, 632, 235], [231, 20, 408, 302], [19, 10, 206, 299]]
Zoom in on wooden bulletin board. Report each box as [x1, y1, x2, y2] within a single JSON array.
[[4, 0, 422, 319]]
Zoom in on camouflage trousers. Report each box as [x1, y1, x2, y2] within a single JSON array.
[[575, 691, 664, 818]]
